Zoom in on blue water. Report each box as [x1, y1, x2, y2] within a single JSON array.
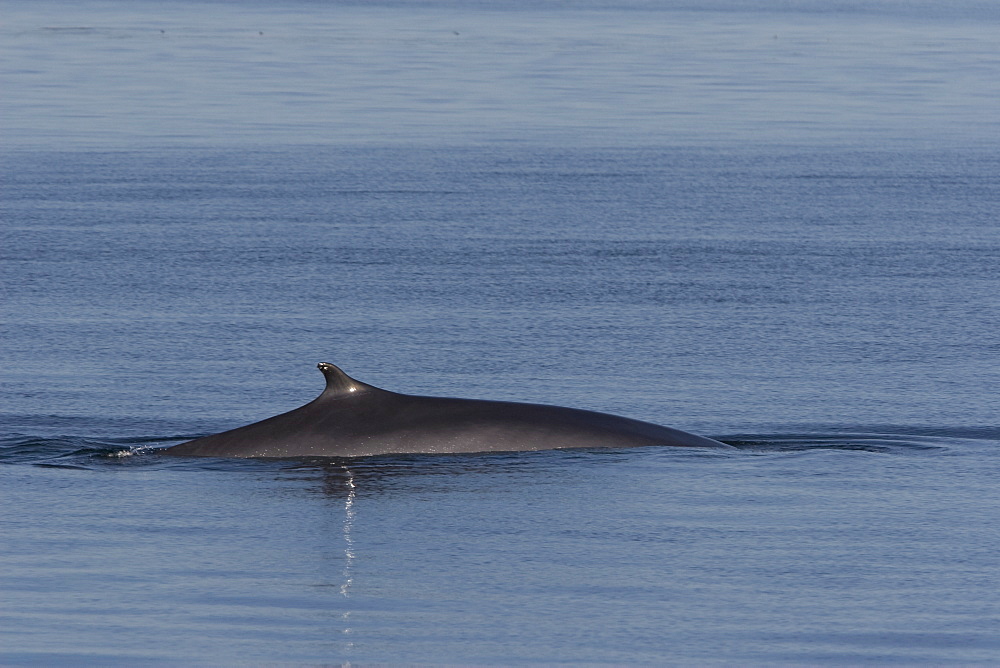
[[3, 0, 1000, 664]]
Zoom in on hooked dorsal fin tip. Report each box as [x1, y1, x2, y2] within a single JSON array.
[[316, 362, 375, 397]]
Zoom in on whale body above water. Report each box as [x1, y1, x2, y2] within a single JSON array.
[[163, 363, 730, 458]]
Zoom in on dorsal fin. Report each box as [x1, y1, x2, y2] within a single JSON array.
[[316, 362, 381, 398]]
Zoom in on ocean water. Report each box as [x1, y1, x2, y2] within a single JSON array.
[[2, 0, 1000, 664]]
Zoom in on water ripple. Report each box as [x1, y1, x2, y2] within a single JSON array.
[[3, 426, 996, 470]]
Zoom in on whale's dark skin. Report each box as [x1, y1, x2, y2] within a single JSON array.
[[163, 363, 729, 458]]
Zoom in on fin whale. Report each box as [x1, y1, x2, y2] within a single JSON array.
[[163, 363, 729, 458]]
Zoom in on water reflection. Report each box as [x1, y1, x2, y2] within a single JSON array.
[[340, 465, 356, 655], [269, 430, 967, 497], [279, 449, 617, 498], [5, 428, 984, 473]]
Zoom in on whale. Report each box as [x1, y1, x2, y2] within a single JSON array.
[[162, 363, 729, 458]]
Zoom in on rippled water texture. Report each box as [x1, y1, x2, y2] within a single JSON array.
[[3, 0, 1000, 148], [2, 0, 1000, 664]]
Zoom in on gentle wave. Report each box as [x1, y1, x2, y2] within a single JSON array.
[[721, 425, 1000, 454], [3, 427, 995, 469]]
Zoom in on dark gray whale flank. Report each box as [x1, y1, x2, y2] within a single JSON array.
[[163, 363, 729, 458]]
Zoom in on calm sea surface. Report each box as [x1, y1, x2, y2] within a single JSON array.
[[2, 0, 1000, 664]]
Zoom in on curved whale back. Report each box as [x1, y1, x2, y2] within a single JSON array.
[[163, 363, 729, 458]]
